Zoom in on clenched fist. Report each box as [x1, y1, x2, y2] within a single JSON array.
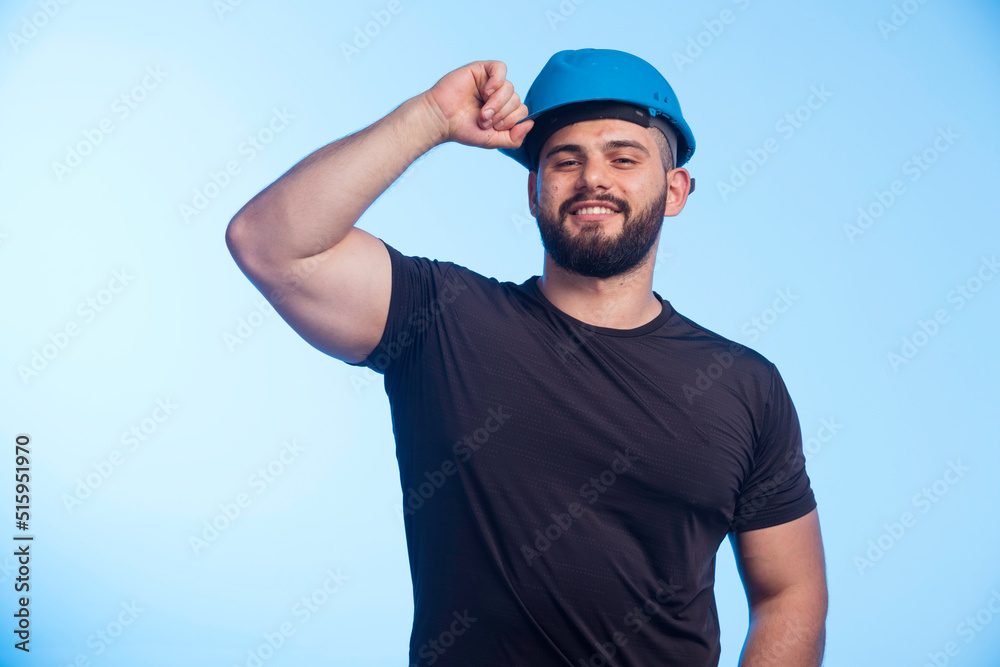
[[419, 60, 534, 150]]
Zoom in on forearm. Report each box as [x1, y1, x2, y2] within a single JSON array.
[[227, 93, 444, 266], [738, 593, 826, 666]]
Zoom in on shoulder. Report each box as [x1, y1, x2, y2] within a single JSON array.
[[379, 239, 534, 306], [657, 303, 791, 418], [664, 303, 775, 376]]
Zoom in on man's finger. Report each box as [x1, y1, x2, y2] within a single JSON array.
[[504, 116, 534, 148], [481, 60, 507, 98], [482, 81, 516, 127], [503, 104, 531, 133]]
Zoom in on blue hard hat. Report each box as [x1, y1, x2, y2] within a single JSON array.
[[499, 48, 696, 171]]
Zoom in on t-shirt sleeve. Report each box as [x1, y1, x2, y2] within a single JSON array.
[[343, 238, 454, 377], [730, 362, 817, 533]]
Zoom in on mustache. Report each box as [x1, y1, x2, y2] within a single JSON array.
[[558, 193, 631, 218]]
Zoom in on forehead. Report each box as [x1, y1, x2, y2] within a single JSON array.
[[540, 118, 654, 153]]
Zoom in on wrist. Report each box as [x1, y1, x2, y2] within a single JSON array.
[[406, 92, 449, 150]]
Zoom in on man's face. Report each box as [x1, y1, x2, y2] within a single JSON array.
[[529, 118, 670, 280]]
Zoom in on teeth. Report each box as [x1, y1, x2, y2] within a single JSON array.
[[574, 206, 617, 215]]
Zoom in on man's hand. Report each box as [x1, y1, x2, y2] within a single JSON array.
[[419, 60, 534, 150]]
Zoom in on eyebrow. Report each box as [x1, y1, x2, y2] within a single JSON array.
[[544, 139, 651, 162]]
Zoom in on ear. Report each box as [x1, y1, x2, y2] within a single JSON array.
[[664, 167, 690, 217], [528, 171, 538, 217]]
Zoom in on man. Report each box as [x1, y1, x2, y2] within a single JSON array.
[[226, 48, 827, 666]]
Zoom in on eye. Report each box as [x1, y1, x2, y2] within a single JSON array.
[[613, 157, 638, 165], [554, 159, 580, 167]]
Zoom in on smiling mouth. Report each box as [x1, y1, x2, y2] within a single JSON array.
[[571, 206, 619, 216]]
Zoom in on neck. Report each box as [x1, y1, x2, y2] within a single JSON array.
[[536, 253, 661, 329]]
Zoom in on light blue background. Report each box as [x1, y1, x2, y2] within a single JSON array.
[[1, 0, 998, 665]]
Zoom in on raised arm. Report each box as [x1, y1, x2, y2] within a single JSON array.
[[729, 508, 828, 666], [224, 60, 533, 363]]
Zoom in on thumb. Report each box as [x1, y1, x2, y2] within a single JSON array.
[[497, 118, 534, 150]]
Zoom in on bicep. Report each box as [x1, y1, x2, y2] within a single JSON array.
[[230, 225, 392, 364], [729, 508, 827, 608]]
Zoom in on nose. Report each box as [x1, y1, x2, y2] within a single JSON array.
[[576, 157, 614, 191]]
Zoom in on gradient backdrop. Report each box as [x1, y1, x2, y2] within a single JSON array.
[[1, 0, 999, 665]]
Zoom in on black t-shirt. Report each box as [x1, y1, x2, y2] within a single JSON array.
[[347, 239, 816, 667]]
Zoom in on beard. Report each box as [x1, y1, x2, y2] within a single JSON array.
[[534, 183, 668, 280]]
